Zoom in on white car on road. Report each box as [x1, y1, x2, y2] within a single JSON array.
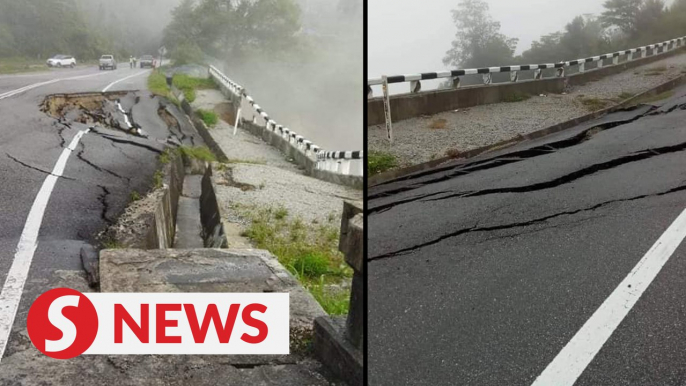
[[47, 55, 76, 68]]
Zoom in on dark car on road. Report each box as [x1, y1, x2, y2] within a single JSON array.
[[139, 55, 155, 68]]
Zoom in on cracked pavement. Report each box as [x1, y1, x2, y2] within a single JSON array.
[[368, 84, 686, 385], [0, 67, 224, 384]]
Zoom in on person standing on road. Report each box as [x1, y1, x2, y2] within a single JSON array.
[[129, 56, 134, 69]]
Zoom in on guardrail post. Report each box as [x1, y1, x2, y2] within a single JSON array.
[[367, 85, 373, 99], [613, 55, 619, 65], [534, 69, 542, 80], [382, 76, 393, 143], [482, 73, 492, 84], [452, 76, 461, 89], [314, 201, 364, 385], [579, 62, 585, 73], [510, 71, 518, 82], [410, 80, 421, 93], [556, 67, 565, 78], [597, 58, 604, 69]]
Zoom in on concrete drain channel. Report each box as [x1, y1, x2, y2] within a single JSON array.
[[42, 92, 329, 374]]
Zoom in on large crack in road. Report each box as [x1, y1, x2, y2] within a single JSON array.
[[369, 102, 686, 215]]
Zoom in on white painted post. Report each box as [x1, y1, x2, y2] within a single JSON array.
[[597, 58, 604, 68], [482, 73, 492, 84], [341, 160, 351, 175], [452, 77, 461, 89], [510, 71, 518, 82], [233, 95, 243, 136], [382, 76, 393, 144], [579, 62, 585, 73], [410, 80, 421, 93], [612, 55, 619, 65]]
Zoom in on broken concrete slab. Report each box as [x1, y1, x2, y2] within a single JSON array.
[[99, 248, 326, 333], [80, 244, 99, 287], [314, 316, 363, 386]]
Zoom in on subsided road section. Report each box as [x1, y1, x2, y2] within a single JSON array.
[[0, 67, 174, 368], [368, 84, 686, 385]]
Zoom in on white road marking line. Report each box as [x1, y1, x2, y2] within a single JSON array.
[[532, 208, 686, 386], [0, 129, 89, 362], [0, 69, 151, 362], [0, 72, 107, 101], [102, 70, 148, 92]]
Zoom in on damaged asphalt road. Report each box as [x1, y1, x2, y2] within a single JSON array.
[[0, 67, 206, 380], [369, 85, 686, 385]]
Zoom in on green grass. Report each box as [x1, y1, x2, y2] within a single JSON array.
[[634, 90, 675, 105], [177, 145, 217, 162], [616, 92, 635, 101], [503, 92, 531, 103], [172, 74, 216, 103], [197, 109, 218, 127], [153, 170, 164, 189], [309, 277, 350, 315], [368, 151, 398, 176], [578, 96, 610, 111], [239, 205, 352, 314], [0, 58, 48, 74], [129, 191, 141, 202], [147, 70, 170, 97], [101, 238, 124, 250]]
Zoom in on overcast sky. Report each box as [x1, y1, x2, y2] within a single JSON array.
[[369, 0, 674, 80]]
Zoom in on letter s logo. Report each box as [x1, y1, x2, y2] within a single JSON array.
[[27, 288, 98, 359], [45, 295, 80, 352]]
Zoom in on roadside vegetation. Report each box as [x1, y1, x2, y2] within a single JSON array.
[[369, 151, 398, 176], [197, 109, 218, 127], [178, 145, 217, 163], [0, 58, 46, 75], [147, 70, 170, 98], [172, 74, 216, 103], [237, 204, 351, 315], [443, 0, 686, 70]]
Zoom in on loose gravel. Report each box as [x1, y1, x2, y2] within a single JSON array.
[[369, 52, 686, 168], [193, 89, 362, 231]]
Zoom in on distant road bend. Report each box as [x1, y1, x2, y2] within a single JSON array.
[[369, 83, 686, 385]]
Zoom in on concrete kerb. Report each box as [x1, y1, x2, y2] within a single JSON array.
[[99, 248, 327, 361], [200, 164, 229, 248], [102, 151, 185, 249], [171, 84, 230, 163], [369, 72, 686, 187]]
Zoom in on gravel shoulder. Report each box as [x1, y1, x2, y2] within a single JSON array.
[[193, 89, 363, 231], [369, 52, 686, 168]]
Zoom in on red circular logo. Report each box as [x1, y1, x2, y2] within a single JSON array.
[[27, 288, 98, 359]]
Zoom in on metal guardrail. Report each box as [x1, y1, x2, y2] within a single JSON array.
[[209, 65, 363, 176], [368, 35, 686, 96], [368, 35, 686, 143]]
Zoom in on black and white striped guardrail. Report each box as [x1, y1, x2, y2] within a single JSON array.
[[367, 35, 686, 95], [208, 65, 363, 175]]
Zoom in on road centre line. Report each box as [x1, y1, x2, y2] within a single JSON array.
[[532, 208, 686, 386], [0, 72, 108, 101], [102, 70, 149, 92], [0, 128, 89, 362], [0, 70, 150, 362]]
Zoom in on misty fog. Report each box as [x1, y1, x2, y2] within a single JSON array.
[[369, 0, 679, 95], [213, 0, 363, 151]]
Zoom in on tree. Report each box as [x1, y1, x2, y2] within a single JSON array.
[[163, 0, 302, 65], [600, 0, 642, 36], [442, 0, 518, 69]]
